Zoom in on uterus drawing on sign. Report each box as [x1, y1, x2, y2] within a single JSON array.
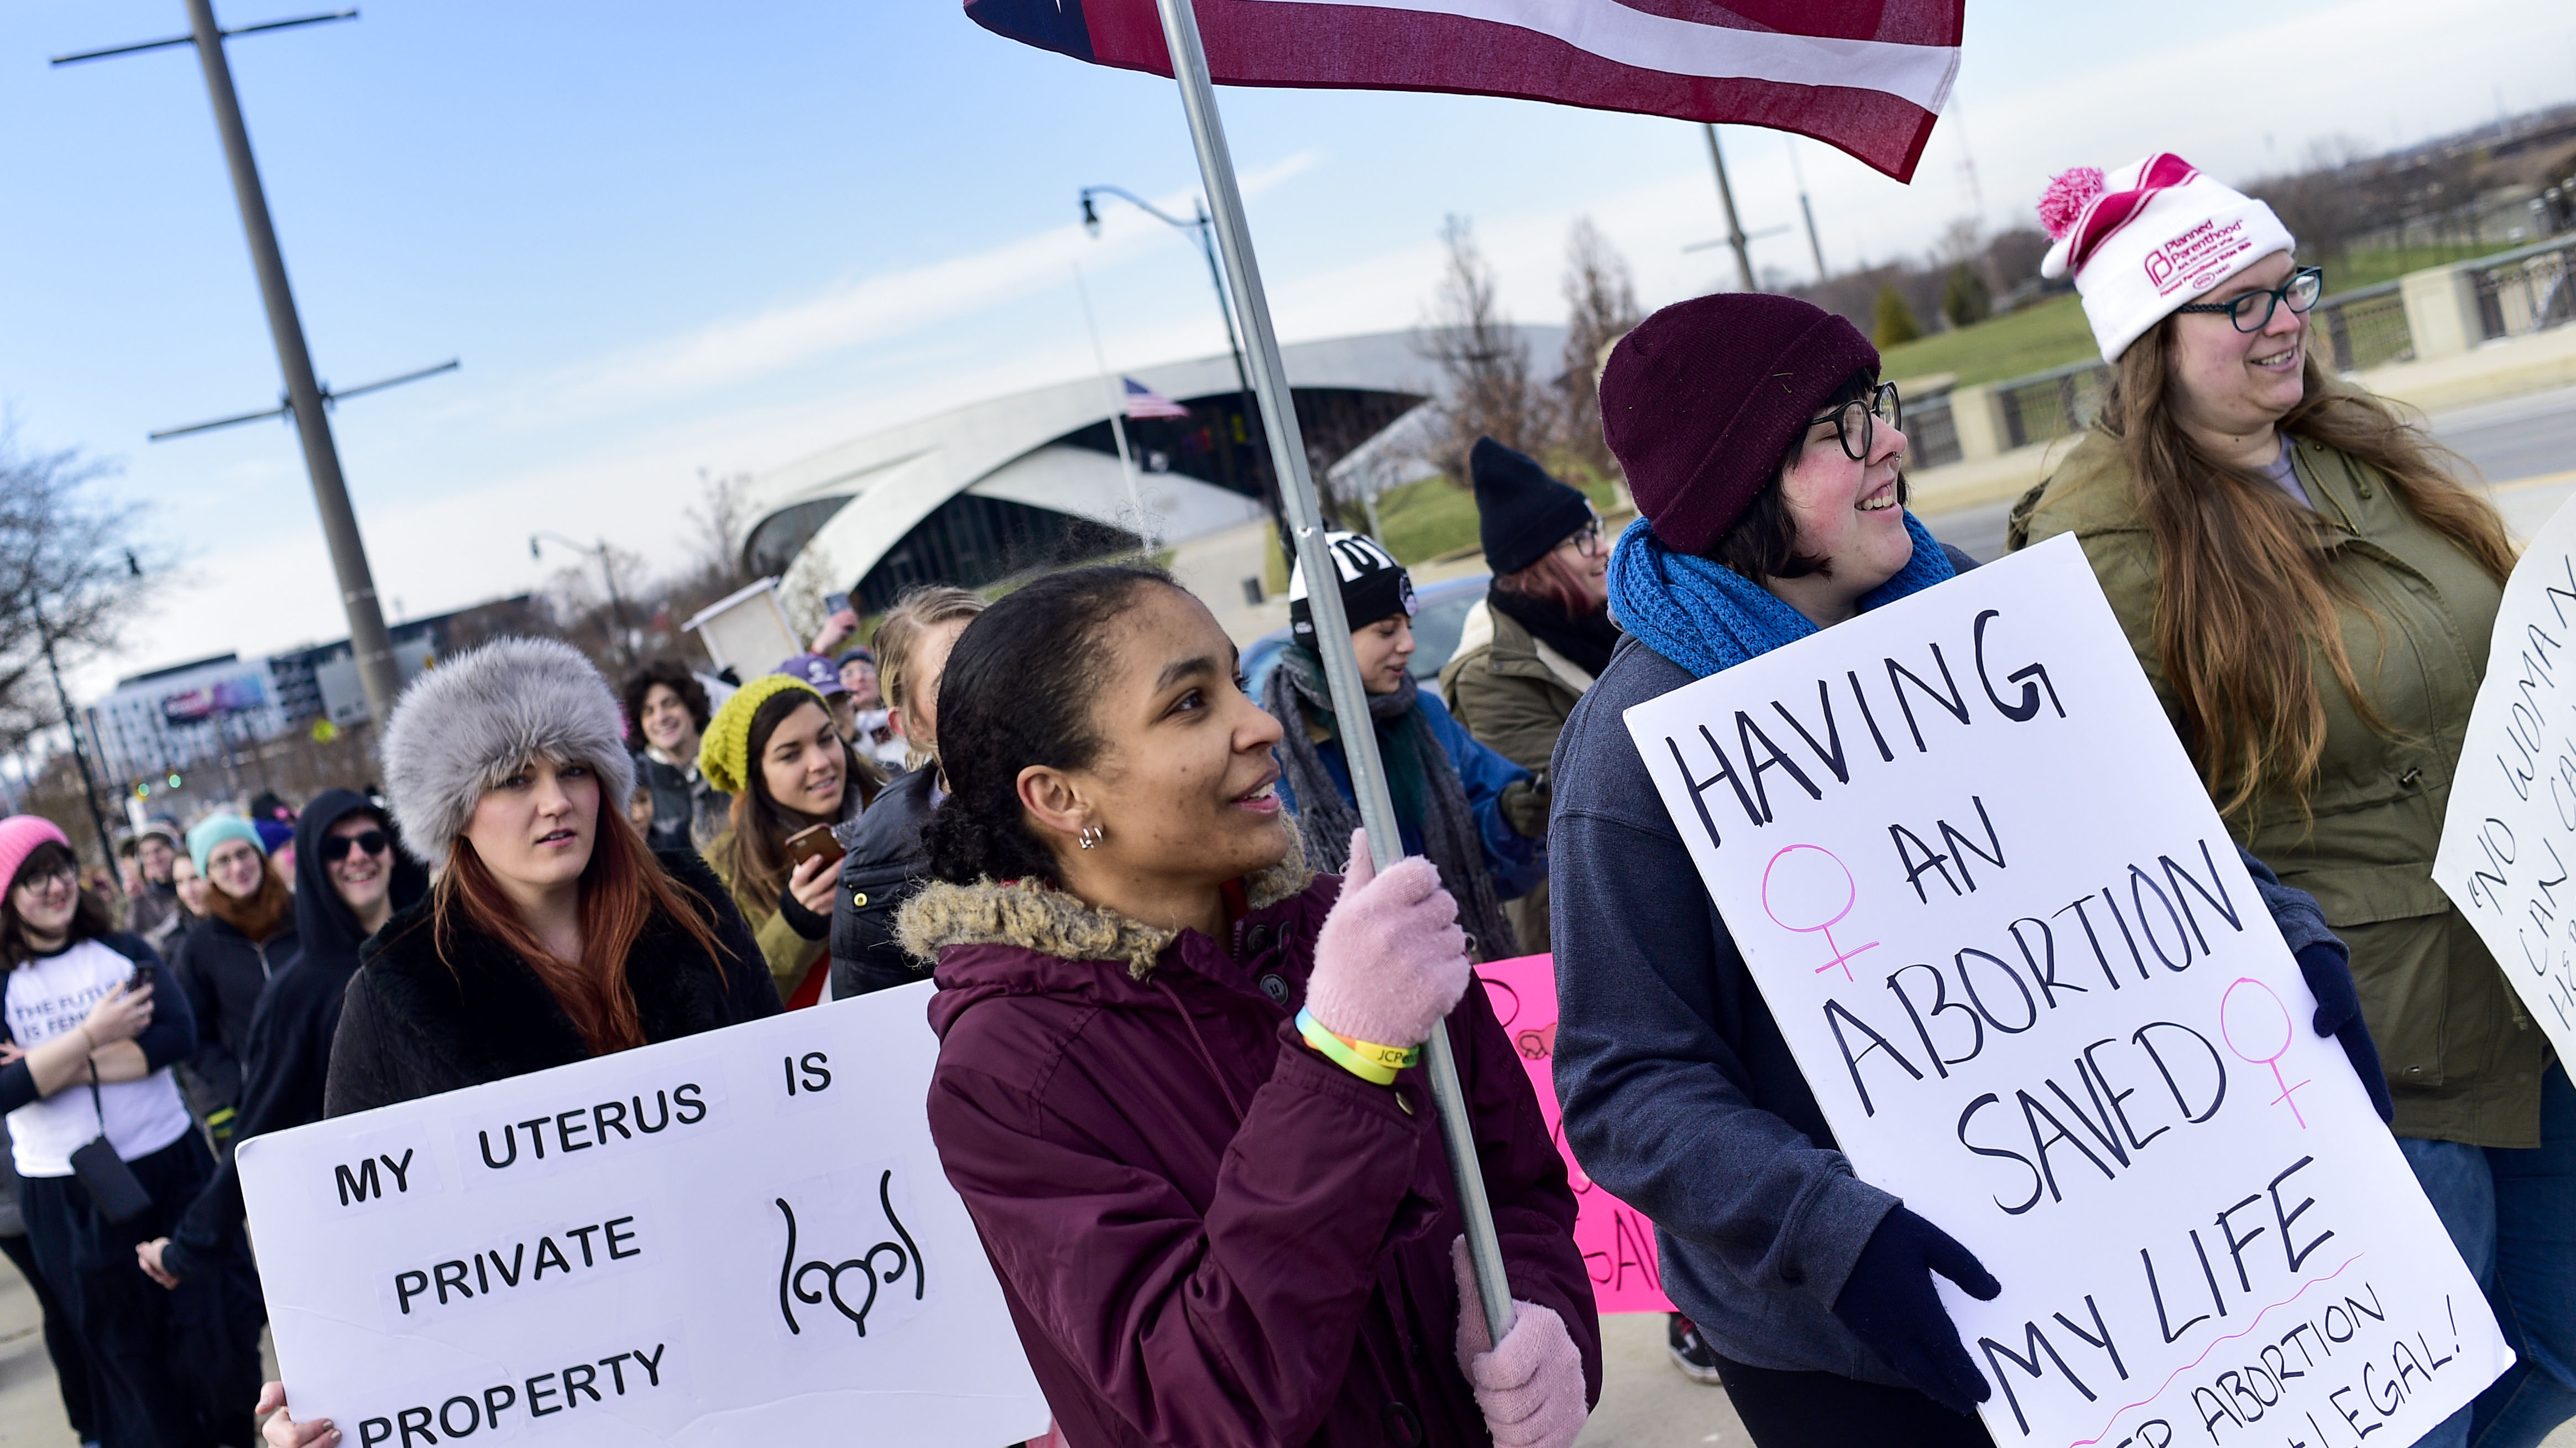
[[1762, 845, 1879, 983], [2221, 977, 2311, 1128], [774, 1165, 928, 1341]]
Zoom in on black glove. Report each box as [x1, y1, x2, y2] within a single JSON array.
[[2296, 941, 2394, 1124], [1831, 1205, 2000, 1415]]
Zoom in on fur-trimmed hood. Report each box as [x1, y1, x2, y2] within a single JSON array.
[[380, 637, 636, 868], [897, 836, 1310, 982]]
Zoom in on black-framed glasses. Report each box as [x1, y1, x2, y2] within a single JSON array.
[[13, 862, 75, 893], [1809, 382, 1902, 461], [2175, 267, 2323, 332], [1560, 515, 1606, 556], [318, 830, 389, 863]]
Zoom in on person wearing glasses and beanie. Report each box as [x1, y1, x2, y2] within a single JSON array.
[[137, 789, 429, 1299], [0, 815, 242, 1447], [2007, 155, 2559, 1448], [1262, 531, 1548, 962], [1439, 438, 1617, 957], [1547, 291, 2379, 1447]]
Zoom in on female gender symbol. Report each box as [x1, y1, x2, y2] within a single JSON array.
[[1761, 845, 1878, 982], [2220, 977, 2311, 1128]]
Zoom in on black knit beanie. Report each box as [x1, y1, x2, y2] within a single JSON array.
[[1471, 438, 1594, 576], [1288, 532, 1417, 642]]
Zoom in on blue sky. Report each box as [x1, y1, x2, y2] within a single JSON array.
[[6, 0, 2573, 694]]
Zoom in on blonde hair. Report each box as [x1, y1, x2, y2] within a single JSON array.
[[872, 585, 987, 768]]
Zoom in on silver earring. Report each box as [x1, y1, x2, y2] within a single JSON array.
[[1077, 824, 1104, 851]]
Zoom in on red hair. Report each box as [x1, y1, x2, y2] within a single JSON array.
[[1495, 546, 1600, 616], [432, 794, 733, 1055]]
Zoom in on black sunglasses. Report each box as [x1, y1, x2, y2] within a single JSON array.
[[2173, 266, 2323, 332], [318, 830, 389, 863], [1808, 382, 1903, 462]]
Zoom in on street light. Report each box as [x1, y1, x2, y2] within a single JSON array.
[[1077, 185, 1287, 551], [531, 533, 634, 664]]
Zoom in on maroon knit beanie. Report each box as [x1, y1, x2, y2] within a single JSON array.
[[1600, 293, 1880, 555]]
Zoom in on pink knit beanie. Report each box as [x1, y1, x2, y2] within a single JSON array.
[[0, 816, 72, 895]]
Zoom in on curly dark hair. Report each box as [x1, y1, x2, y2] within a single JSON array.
[[920, 566, 1177, 887], [620, 659, 711, 746]]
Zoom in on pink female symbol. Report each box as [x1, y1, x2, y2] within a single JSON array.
[[2220, 977, 2312, 1128], [1761, 845, 1879, 982]]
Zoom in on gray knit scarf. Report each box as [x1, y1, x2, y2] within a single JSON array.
[[1263, 645, 1519, 961]]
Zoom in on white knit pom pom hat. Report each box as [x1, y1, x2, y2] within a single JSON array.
[[379, 636, 637, 868], [2036, 153, 2295, 363]]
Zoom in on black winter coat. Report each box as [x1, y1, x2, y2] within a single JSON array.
[[827, 765, 938, 1001], [323, 850, 780, 1117], [159, 790, 429, 1283], [174, 911, 297, 1121]]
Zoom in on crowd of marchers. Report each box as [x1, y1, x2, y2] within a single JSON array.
[[0, 152, 2564, 1448]]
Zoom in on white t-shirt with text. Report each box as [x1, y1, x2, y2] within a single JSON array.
[[4, 939, 194, 1178]]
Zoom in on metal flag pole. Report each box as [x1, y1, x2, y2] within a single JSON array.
[[1070, 262, 1157, 554], [1147, 0, 1518, 1346]]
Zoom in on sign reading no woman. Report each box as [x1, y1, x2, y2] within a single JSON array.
[[2437, 494, 2576, 1067], [1625, 536, 2507, 1447], [239, 981, 1048, 1446]]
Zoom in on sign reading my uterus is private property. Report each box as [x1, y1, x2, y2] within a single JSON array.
[[1624, 535, 2506, 1447], [239, 980, 1048, 1447]]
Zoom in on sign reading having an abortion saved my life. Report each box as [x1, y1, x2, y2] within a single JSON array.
[[237, 981, 1048, 1447], [2436, 492, 2576, 1069], [1623, 535, 2507, 1447]]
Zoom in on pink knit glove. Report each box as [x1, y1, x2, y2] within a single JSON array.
[[1451, 1237, 1588, 1448], [1304, 829, 1469, 1050]]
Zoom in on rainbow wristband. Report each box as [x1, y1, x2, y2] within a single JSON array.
[[1296, 1008, 1418, 1086]]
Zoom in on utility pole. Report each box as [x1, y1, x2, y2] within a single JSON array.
[[1702, 124, 1757, 292], [1786, 137, 1828, 283], [55, 5, 406, 726], [39, 629, 119, 871]]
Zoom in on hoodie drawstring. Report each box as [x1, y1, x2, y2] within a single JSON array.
[[1152, 978, 1247, 1123]]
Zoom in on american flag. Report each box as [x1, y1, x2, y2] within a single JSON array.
[[965, 0, 1963, 181], [1123, 377, 1194, 420]]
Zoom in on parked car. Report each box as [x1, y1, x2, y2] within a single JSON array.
[[1240, 574, 1490, 701]]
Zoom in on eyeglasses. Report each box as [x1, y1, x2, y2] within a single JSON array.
[[1809, 382, 1903, 462], [1559, 517, 1606, 556], [13, 863, 75, 893], [2173, 267, 2323, 332], [318, 830, 389, 863]]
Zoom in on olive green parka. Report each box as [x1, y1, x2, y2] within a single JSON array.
[[1440, 597, 1596, 955], [2009, 426, 2542, 1147]]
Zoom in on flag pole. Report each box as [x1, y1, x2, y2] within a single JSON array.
[[1072, 262, 1157, 554], [1148, 0, 1518, 1345]]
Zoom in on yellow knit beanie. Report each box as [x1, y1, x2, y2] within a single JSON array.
[[697, 674, 825, 796]]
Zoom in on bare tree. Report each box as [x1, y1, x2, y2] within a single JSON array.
[[0, 426, 161, 758], [1413, 216, 1553, 486], [1558, 218, 1642, 482]]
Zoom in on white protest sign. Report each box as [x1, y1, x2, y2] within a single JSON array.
[[1623, 535, 2506, 1447], [238, 980, 1049, 1447], [2435, 492, 2576, 1062]]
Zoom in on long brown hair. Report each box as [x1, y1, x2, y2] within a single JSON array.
[[719, 690, 881, 911], [2103, 317, 2516, 817], [432, 784, 735, 1055], [206, 857, 294, 944]]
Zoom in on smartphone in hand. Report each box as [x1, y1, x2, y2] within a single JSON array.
[[785, 824, 845, 869]]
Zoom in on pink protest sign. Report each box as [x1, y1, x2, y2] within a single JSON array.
[[1475, 954, 1674, 1316]]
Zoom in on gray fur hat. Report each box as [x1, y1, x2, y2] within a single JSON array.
[[380, 636, 638, 868]]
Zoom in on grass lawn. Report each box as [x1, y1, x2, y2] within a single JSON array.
[[1876, 243, 2506, 393]]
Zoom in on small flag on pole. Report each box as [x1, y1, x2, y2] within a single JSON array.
[[1123, 377, 1193, 419], [963, 0, 1962, 181]]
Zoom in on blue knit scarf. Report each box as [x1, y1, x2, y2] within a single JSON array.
[[1605, 513, 1956, 680]]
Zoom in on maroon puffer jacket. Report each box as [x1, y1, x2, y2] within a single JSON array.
[[908, 851, 1600, 1447]]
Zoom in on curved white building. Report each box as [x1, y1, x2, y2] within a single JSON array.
[[738, 327, 1565, 610]]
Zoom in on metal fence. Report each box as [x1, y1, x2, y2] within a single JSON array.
[[1905, 392, 1962, 468], [1998, 358, 2114, 451], [2315, 280, 2413, 371], [2473, 235, 2576, 340]]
